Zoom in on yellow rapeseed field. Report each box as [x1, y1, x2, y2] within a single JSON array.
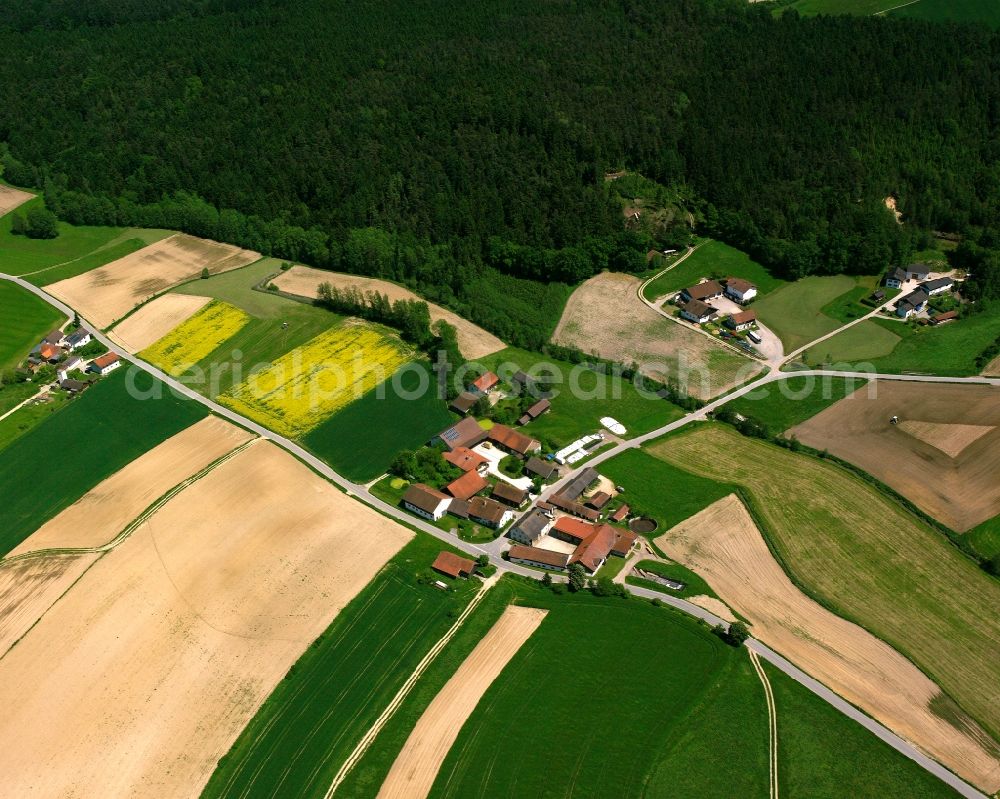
[[140, 300, 250, 377], [219, 322, 411, 437]]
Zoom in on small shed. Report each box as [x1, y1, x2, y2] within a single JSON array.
[[431, 551, 476, 579]]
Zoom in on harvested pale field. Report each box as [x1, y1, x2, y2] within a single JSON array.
[[0, 553, 99, 657], [983, 354, 1000, 377], [7, 416, 254, 557], [551, 272, 762, 399], [272, 265, 505, 359], [687, 594, 736, 623], [650, 425, 1000, 764], [0, 184, 34, 216], [0, 441, 411, 798], [107, 293, 211, 352], [656, 495, 1000, 792], [45, 233, 260, 328], [378, 605, 546, 799], [788, 381, 1000, 532]]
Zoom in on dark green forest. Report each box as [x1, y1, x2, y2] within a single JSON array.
[[3, 0, 1000, 345]]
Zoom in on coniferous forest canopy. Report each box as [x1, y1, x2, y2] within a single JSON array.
[[3, 0, 1000, 347]]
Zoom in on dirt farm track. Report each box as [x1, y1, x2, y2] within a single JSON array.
[[789, 381, 1000, 532], [0, 441, 411, 798]]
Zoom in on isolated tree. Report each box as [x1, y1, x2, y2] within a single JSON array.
[[567, 563, 586, 593], [25, 206, 58, 239], [476, 554, 489, 569], [201, 267, 210, 279], [541, 571, 553, 588], [717, 621, 750, 647]]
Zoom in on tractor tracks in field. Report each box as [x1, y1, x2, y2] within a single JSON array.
[[750, 648, 779, 799]]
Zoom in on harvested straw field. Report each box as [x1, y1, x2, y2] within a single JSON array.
[[551, 272, 761, 399], [377, 605, 546, 799], [788, 381, 1000, 532], [0, 440, 411, 798], [44, 233, 259, 328], [272, 265, 505, 359], [139, 300, 250, 377], [657, 495, 1000, 792], [107, 293, 211, 353], [984, 354, 1000, 377], [650, 424, 1000, 758], [0, 184, 34, 216], [220, 321, 411, 437], [7, 416, 253, 557], [0, 553, 99, 657]]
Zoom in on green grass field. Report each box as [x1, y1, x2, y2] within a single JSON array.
[[642, 239, 785, 301], [24, 231, 170, 286], [780, 0, 1000, 27], [863, 313, 1000, 375], [304, 361, 455, 482], [722, 375, 868, 433], [172, 257, 286, 317], [480, 347, 685, 447], [966, 515, 1000, 562], [652, 423, 1000, 744], [202, 534, 480, 799], [753, 274, 857, 352], [0, 387, 73, 451], [0, 368, 206, 555], [600, 446, 733, 533], [801, 319, 902, 365], [625, 558, 719, 599], [0, 280, 65, 372]]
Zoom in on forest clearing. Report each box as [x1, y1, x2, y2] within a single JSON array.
[[106, 293, 211, 352], [789, 381, 1000, 532], [273, 266, 505, 359], [44, 233, 259, 328], [655, 494, 1000, 792], [0, 440, 411, 798]]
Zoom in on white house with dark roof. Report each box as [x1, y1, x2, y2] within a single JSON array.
[[922, 277, 955, 296], [402, 483, 452, 521], [724, 277, 757, 304], [678, 298, 718, 324]]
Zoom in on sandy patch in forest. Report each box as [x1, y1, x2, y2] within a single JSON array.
[[8, 416, 254, 557], [0, 441, 412, 798], [377, 605, 546, 799], [272, 265, 505, 359], [551, 271, 762, 399], [45, 233, 259, 328], [656, 495, 1000, 792], [788, 381, 1000, 532], [0, 184, 34, 217], [0, 553, 99, 657], [107, 293, 212, 352]]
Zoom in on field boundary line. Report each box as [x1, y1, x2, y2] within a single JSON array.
[[324, 574, 500, 798], [0, 437, 257, 564], [750, 648, 779, 799]]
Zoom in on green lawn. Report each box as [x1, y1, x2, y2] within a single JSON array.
[[966, 515, 1000, 562], [479, 347, 685, 448], [172, 257, 286, 318], [860, 313, 1000, 376], [722, 375, 867, 433], [600, 446, 733, 533], [626, 558, 719, 599], [0, 387, 73, 451], [753, 274, 857, 352], [0, 280, 65, 372], [642, 239, 785, 301], [0, 381, 41, 416], [304, 361, 455, 482], [819, 275, 894, 325], [202, 534, 481, 799], [801, 320, 902, 366], [0, 368, 206, 555]]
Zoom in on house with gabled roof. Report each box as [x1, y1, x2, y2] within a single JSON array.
[[725, 310, 757, 332], [402, 483, 452, 521], [442, 446, 488, 474], [468, 496, 514, 529], [724, 277, 757, 304], [487, 424, 540, 457], [437, 416, 488, 451], [678, 298, 718, 325], [445, 470, 489, 501], [509, 508, 552, 545], [680, 280, 723, 303], [432, 551, 477, 579], [491, 481, 529, 508], [507, 545, 569, 571], [469, 371, 500, 394]]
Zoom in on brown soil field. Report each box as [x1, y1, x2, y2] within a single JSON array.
[[551, 272, 763, 400], [0, 184, 34, 216], [45, 233, 259, 328], [107, 293, 212, 352], [0, 441, 412, 798], [273, 265, 505, 359], [0, 553, 99, 657], [656, 495, 1000, 792], [8, 416, 254, 557], [650, 425, 1000, 769], [377, 605, 547, 799], [788, 381, 1000, 532]]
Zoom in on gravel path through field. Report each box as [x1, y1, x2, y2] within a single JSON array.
[[750, 648, 779, 799]]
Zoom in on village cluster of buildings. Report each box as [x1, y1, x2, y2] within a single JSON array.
[[672, 278, 762, 344], [399, 371, 638, 577], [883, 265, 958, 321], [24, 327, 120, 393]]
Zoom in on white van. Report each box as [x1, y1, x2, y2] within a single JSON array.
[[747, 331, 762, 345]]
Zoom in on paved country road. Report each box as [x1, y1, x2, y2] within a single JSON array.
[[1, 273, 992, 799]]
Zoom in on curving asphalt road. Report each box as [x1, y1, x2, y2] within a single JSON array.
[[2, 272, 992, 799]]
